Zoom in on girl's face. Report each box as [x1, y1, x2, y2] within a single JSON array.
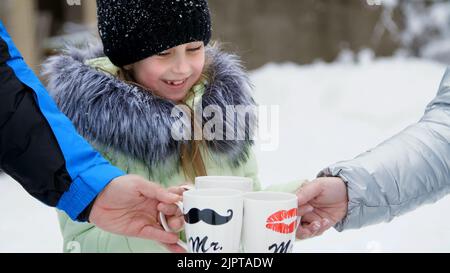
[[126, 41, 205, 103]]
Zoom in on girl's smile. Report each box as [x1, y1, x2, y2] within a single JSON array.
[[125, 41, 206, 103]]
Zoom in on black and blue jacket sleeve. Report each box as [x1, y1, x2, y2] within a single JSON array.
[[0, 21, 124, 221]]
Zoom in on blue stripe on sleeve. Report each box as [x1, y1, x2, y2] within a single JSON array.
[[0, 21, 125, 220]]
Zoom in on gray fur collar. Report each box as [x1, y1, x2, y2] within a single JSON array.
[[41, 43, 256, 175]]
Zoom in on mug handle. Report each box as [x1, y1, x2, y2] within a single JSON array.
[[158, 184, 193, 250], [159, 201, 190, 251]]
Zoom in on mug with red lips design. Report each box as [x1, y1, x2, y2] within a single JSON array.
[[242, 191, 299, 253]]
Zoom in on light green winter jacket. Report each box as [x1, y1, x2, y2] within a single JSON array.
[[42, 43, 305, 253]]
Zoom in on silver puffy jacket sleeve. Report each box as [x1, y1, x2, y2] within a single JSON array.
[[319, 68, 450, 232]]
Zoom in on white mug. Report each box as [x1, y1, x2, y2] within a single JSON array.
[[194, 176, 253, 192], [242, 191, 299, 253], [159, 188, 243, 253], [172, 176, 252, 253]]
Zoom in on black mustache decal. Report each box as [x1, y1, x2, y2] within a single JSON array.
[[184, 208, 234, 225]]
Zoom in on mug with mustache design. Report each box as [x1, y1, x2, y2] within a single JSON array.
[[159, 188, 243, 253], [193, 176, 253, 253], [242, 191, 299, 253]]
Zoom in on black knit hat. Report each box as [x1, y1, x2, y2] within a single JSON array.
[[96, 0, 212, 67]]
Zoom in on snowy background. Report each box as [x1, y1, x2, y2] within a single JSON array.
[[253, 54, 449, 253], [1, 0, 450, 253], [1, 52, 448, 252]]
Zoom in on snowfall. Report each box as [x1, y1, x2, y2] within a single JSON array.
[[1, 50, 449, 253]]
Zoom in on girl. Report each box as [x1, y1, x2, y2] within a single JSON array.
[[42, 0, 304, 252]]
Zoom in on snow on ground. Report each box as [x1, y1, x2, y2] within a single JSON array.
[[0, 174, 62, 252], [0, 55, 448, 252]]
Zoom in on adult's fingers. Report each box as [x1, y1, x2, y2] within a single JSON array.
[[168, 186, 187, 196], [296, 221, 321, 240], [296, 212, 323, 239], [138, 225, 179, 244], [158, 203, 182, 216], [315, 218, 332, 236], [167, 216, 184, 232], [161, 243, 187, 253], [296, 181, 323, 206], [296, 205, 314, 236], [296, 225, 313, 239], [180, 183, 194, 191], [306, 221, 322, 237], [300, 218, 333, 238], [138, 181, 181, 204], [301, 211, 323, 225], [297, 204, 314, 216]]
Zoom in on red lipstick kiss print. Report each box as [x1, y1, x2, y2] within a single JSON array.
[[266, 208, 297, 234]]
